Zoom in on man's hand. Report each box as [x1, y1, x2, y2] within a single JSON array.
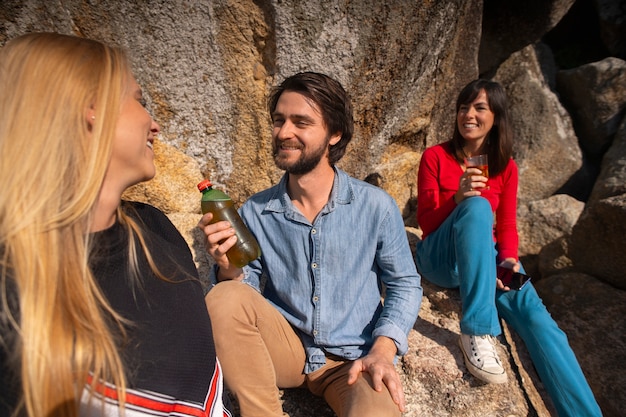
[[347, 336, 405, 412], [197, 212, 244, 281]]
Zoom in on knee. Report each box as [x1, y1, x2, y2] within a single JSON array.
[[521, 304, 560, 334], [458, 196, 492, 215], [455, 197, 493, 226], [500, 293, 564, 337], [342, 373, 402, 417], [205, 280, 258, 321], [515, 310, 570, 350]]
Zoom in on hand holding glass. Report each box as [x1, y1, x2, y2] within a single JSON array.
[[464, 154, 489, 189]]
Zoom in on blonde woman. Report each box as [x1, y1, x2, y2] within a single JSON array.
[[0, 33, 230, 417]]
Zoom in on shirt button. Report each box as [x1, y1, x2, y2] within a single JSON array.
[[313, 296, 319, 302], [313, 330, 318, 336], [312, 263, 318, 269], [311, 228, 317, 234]]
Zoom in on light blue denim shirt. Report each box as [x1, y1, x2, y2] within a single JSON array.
[[214, 168, 422, 373]]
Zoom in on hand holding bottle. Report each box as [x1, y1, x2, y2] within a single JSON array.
[[197, 180, 261, 278], [198, 212, 245, 281]]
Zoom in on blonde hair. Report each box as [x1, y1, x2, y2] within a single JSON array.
[[0, 32, 134, 417]]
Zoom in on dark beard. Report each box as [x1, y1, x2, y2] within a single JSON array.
[[272, 138, 330, 175]]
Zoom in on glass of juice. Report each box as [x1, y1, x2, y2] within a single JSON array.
[[464, 154, 489, 189]]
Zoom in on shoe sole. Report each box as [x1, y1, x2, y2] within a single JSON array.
[[458, 336, 508, 384]]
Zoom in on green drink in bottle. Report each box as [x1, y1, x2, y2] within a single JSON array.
[[198, 179, 261, 267]]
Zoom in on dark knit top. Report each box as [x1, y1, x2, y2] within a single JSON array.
[[0, 201, 230, 416]]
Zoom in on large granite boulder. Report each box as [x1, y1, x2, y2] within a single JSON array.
[[494, 45, 582, 205], [556, 57, 626, 159], [588, 114, 626, 204], [2, 1, 625, 415], [569, 116, 626, 290], [479, 0, 575, 75], [534, 272, 626, 417], [517, 194, 584, 257]]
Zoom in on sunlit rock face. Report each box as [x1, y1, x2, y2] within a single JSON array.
[[2, 1, 625, 415]]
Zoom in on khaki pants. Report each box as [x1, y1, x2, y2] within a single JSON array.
[[205, 280, 401, 417]]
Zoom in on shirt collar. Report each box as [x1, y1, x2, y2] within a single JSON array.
[[264, 167, 355, 215]]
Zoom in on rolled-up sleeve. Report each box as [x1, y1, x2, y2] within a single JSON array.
[[373, 204, 422, 355]]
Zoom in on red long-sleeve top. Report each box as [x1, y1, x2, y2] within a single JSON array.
[[417, 141, 519, 262]]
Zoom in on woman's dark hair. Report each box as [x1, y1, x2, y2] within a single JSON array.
[[268, 72, 354, 165], [450, 79, 513, 176]]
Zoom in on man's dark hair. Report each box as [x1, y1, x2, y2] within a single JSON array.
[[268, 72, 354, 165]]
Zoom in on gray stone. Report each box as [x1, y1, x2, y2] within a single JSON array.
[[479, 0, 575, 75], [537, 236, 574, 278], [569, 194, 626, 290], [534, 273, 626, 416], [589, 114, 626, 203], [2, 2, 624, 416], [494, 45, 583, 204], [556, 57, 626, 158], [517, 194, 584, 256]]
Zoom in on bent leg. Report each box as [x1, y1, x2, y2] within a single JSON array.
[[496, 284, 602, 417], [416, 197, 499, 335], [306, 356, 401, 417], [206, 280, 306, 417]]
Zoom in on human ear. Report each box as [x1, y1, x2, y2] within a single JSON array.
[[329, 132, 342, 145], [86, 108, 96, 130]]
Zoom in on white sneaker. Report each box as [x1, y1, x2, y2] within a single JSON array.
[[458, 334, 507, 384]]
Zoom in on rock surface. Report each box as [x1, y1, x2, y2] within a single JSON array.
[[2, 1, 625, 416]]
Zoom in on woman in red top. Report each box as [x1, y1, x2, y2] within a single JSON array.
[[415, 79, 601, 416]]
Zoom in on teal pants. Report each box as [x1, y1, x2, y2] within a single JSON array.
[[415, 197, 602, 417]]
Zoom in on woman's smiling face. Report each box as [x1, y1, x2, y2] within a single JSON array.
[[457, 89, 495, 147], [106, 75, 160, 191]]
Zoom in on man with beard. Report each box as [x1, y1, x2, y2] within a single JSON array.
[[199, 72, 422, 417]]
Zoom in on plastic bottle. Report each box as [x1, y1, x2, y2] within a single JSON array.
[[197, 179, 261, 268]]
